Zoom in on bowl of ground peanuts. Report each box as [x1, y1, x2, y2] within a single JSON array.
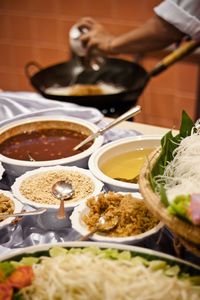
[[11, 165, 104, 210]]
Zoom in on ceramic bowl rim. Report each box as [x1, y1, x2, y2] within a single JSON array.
[[1, 241, 199, 272]]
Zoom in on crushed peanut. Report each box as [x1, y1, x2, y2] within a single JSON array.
[[19, 170, 95, 205]]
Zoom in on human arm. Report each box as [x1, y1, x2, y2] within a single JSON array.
[[77, 15, 185, 56]]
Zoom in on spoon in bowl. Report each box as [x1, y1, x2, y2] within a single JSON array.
[[73, 105, 141, 151], [79, 215, 119, 241], [27, 152, 35, 162], [52, 181, 74, 220], [0, 208, 47, 218]]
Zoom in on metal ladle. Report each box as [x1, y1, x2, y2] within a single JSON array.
[[79, 215, 119, 241], [73, 105, 141, 151], [27, 152, 35, 162], [52, 181, 74, 220]]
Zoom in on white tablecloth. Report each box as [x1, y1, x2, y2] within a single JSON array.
[[0, 92, 140, 143]]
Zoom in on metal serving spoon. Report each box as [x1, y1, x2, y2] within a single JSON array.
[[73, 105, 141, 151], [52, 181, 74, 220], [79, 215, 119, 241], [0, 208, 47, 218], [27, 152, 35, 162]]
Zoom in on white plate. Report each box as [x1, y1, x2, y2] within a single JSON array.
[[11, 165, 104, 210], [0, 189, 23, 227], [0, 242, 199, 300], [70, 192, 163, 243]]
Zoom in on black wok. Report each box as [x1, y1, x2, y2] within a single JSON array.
[[25, 57, 146, 117], [25, 40, 200, 117]]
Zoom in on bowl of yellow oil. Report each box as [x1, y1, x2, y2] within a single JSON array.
[[88, 135, 161, 192]]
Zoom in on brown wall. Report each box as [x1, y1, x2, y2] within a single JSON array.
[[0, 0, 198, 128]]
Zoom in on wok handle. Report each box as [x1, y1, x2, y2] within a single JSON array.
[[150, 40, 200, 77], [24, 61, 43, 79]]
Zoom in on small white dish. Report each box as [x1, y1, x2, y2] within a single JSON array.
[[70, 192, 163, 244], [11, 165, 104, 210], [88, 135, 161, 192], [0, 189, 23, 227]]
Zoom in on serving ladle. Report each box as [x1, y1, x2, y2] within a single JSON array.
[[52, 181, 74, 220], [27, 152, 35, 162], [74, 105, 141, 151], [79, 215, 119, 241]]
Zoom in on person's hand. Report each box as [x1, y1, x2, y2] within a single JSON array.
[[76, 17, 116, 55]]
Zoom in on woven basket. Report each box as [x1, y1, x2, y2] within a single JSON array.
[[179, 236, 200, 257], [139, 148, 200, 252]]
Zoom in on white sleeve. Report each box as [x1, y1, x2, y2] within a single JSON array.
[[154, 0, 200, 40]]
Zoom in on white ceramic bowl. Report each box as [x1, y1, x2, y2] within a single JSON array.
[[88, 135, 161, 192], [70, 192, 163, 244], [0, 116, 104, 177], [0, 189, 23, 227], [11, 165, 104, 210]]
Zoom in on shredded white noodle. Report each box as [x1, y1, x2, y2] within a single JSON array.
[[19, 252, 200, 300], [155, 127, 200, 202]]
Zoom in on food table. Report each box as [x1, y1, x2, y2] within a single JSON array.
[[105, 117, 178, 136], [1, 113, 199, 266], [0, 91, 199, 267]]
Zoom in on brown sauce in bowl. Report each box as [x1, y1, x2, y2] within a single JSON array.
[[0, 128, 91, 161]]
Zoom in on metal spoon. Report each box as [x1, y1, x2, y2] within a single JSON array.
[[0, 208, 47, 218], [51, 181, 74, 220], [79, 215, 119, 241], [73, 105, 141, 151], [27, 152, 35, 162]]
